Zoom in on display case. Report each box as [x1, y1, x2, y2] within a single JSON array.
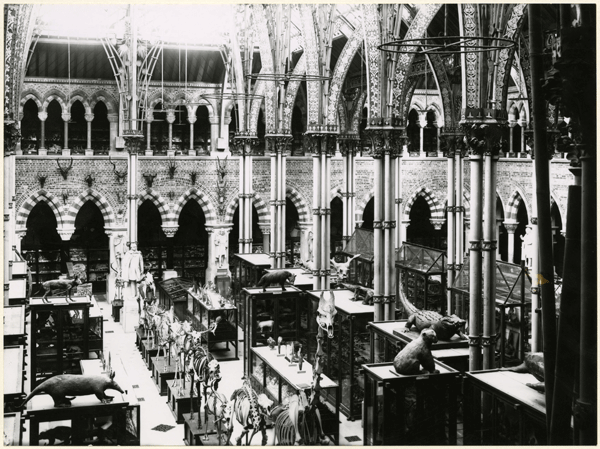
[[263, 267, 315, 291], [21, 248, 62, 291], [29, 297, 94, 389], [88, 297, 104, 358], [8, 278, 28, 305], [186, 287, 238, 360], [3, 345, 26, 412], [156, 277, 193, 311], [340, 228, 374, 288], [307, 289, 373, 420], [4, 305, 26, 346], [368, 321, 469, 372], [26, 392, 140, 445], [139, 246, 167, 280], [173, 244, 206, 280], [231, 253, 272, 329], [69, 247, 109, 293], [363, 361, 460, 445], [242, 286, 315, 378], [395, 242, 446, 313], [451, 258, 532, 365], [3, 412, 23, 446], [250, 346, 340, 445], [463, 369, 547, 445]]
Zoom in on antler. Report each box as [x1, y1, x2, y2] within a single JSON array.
[[56, 157, 74, 180], [36, 172, 48, 189], [108, 156, 128, 184], [167, 157, 177, 178], [142, 172, 157, 188]]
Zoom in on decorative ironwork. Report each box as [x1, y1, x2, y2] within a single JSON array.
[[379, 35, 516, 55]]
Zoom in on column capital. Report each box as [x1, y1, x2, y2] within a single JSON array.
[[230, 134, 261, 156], [363, 124, 405, 158], [58, 226, 76, 241], [209, 116, 220, 125], [61, 113, 71, 123], [303, 132, 336, 156], [166, 111, 176, 124], [266, 134, 293, 155], [107, 113, 119, 123], [429, 218, 445, 230], [84, 113, 95, 122], [187, 116, 197, 125], [38, 112, 48, 122], [161, 225, 179, 238]]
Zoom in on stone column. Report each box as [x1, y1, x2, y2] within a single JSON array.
[[496, 218, 503, 260], [108, 113, 119, 153], [209, 116, 220, 153], [166, 110, 175, 155], [419, 113, 427, 157], [62, 113, 71, 154], [221, 116, 232, 151], [85, 113, 94, 155], [298, 222, 312, 265], [145, 118, 153, 155], [205, 225, 232, 287], [14, 230, 27, 257], [38, 112, 47, 153], [258, 224, 270, 255], [188, 116, 197, 155], [160, 225, 179, 280], [503, 220, 519, 263]]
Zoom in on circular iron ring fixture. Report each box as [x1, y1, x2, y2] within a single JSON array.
[[378, 35, 516, 55]]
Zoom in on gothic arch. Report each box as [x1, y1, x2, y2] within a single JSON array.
[[222, 192, 271, 226], [137, 188, 170, 226], [64, 189, 116, 229], [89, 92, 117, 113], [42, 93, 67, 113], [505, 189, 530, 222], [403, 187, 444, 221], [16, 189, 63, 228], [286, 186, 310, 223], [172, 188, 218, 225], [330, 186, 343, 201], [20, 91, 42, 110], [67, 93, 91, 114], [355, 188, 375, 221]]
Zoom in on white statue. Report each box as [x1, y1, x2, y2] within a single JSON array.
[[521, 226, 534, 271], [121, 242, 144, 283]]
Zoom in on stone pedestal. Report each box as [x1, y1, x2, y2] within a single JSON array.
[[120, 282, 139, 333]]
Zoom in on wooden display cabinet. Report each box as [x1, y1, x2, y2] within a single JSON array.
[[463, 369, 548, 445], [139, 246, 167, 280], [173, 244, 206, 280], [70, 247, 110, 294], [231, 253, 272, 329], [26, 392, 140, 445], [242, 286, 315, 378], [157, 277, 193, 311], [307, 289, 373, 421], [21, 248, 62, 291], [186, 288, 239, 360], [363, 361, 460, 445], [340, 228, 374, 288], [29, 297, 96, 390], [250, 346, 340, 445]]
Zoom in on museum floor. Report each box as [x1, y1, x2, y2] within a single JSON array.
[[20, 295, 371, 446]]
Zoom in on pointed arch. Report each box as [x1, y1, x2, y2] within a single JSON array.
[[330, 186, 343, 201], [89, 92, 117, 113], [16, 190, 63, 228], [285, 186, 310, 223], [172, 188, 217, 225], [222, 192, 270, 226], [137, 188, 170, 226], [42, 93, 67, 112], [403, 187, 444, 220], [20, 91, 43, 110], [355, 187, 375, 220], [67, 93, 91, 114], [64, 189, 115, 228], [505, 189, 530, 222]]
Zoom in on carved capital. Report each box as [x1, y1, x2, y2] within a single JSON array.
[[61, 113, 71, 123], [166, 111, 176, 124], [372, 295, 383, 304], [123, 133, 144, 154], [430, 218, 446, 230], [162, 225, 179, 238], [468, 335, 481, 347], [84, 113, 95, 122], [469, 240, 482, 251], [267, 134, 293, 155], [58, 227, 75, 241], [503, 220, 519, 234], [38, 112, 48, 122]]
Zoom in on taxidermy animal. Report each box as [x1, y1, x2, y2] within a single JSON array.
[[38, 426, 72, 445], [393, 328, 439, 375], [256, 271, 296, 292], [398, 285, 467, 341], [39, 275, 82, 302], [501, 352, 545, 392], [18, 372, 124, 408], [257, 319, 274, 334], [330, 254, 361, 281]]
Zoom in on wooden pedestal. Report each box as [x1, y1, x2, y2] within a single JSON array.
[[152, 357, 177, 396], [167, 379, 192, 424], [182, 413, 221, 446]]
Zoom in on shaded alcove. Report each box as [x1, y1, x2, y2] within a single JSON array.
[[407, 196, 438, 248], [173, 200, 209, 282]]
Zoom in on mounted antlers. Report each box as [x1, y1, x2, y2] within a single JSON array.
[[108, 156, 127, 184], [190, 171, 198, 185], [84, 173, 95, 187], [56, 158, 73, 180], [167, 157, 177, 179], [36, 172, 47, 189], [142, 173, 157, 188]]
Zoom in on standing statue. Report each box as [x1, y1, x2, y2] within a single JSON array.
[[121, 242, 144, 283], [521, 226, 534, 271]]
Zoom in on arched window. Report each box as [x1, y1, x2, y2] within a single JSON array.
[[407, 109, 420, 156]]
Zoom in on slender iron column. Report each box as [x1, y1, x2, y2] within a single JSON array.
[[468, 151, 483, 370], [445, 142, 456, 314]]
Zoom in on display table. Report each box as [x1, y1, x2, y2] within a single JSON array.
[[3, 345, 25, 411], [363, 361, 460, 445], [166, 378, 192, 424], [463, 369, 547, 445], [26, 392, 140, 445], [152, 356, 178, 396], [3, 305, 26, 346], [231, 253, 272, 329], [135, 325, 151, 349], [369, 320, 469, 371], [187, 288, 239, 360], [3, 412, 23, 446], [250, 346, 340, 445], [140, 338, 160, 369], [307, 289, 374, 420]]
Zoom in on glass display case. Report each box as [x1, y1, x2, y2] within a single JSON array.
[[186, 287, 238, 360], [250, 346, 340, 445], [21, 248, 62, 291], [3, 345, 26, 412], [156, 277, 193, 314], [451, 258, 532, 365], [242, 286, 315, 378], [307, 289, 373, 421], [231, 253, 272, 329], [29, 297, 94, 390], [263, 267, 315, 291], [88, 297, 104, 358], [340, 228, 374, 288], [363, 361, 460, 445], [139, 246, 167, 280], [463, 369, 547, 445], [69, 247, 109, 293], [395, 243, 446, 313]]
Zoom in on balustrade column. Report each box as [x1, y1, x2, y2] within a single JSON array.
[[85, 113, 94, 153], [209, 116, 220, 153], [145, 119, 153, 155], [38, 112, 47, 151], [503, 221, 519, 263], [166, 111, 175, 153]]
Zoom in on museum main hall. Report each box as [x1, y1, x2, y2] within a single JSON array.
[[3, 3, 596, 446]]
